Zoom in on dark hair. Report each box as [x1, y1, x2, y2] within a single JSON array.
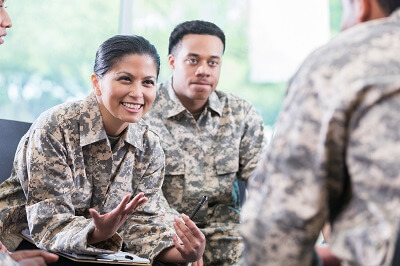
[[377, 0, 400, 14], [94, 35, 160, 78], [168, 20, 225, 55]]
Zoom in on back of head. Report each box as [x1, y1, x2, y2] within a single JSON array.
[[168, 20, 226, 55], [94, 35, 160, 78], [377, 0, 400, 14]]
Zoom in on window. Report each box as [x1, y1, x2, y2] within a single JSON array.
[[0, 0, 342, 127]]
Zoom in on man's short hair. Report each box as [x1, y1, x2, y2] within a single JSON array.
[[168, 20, 226, 55], [377, 0, 400, 14]]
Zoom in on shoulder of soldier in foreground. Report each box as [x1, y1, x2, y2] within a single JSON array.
[[307, 15, 397, 69]]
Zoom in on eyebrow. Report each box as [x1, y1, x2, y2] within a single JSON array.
[[115, 71, 156, 80], [186, 53, 221, 60]]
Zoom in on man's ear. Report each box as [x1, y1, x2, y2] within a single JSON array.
[[358, 0, 372, 22], [168, 54, 175, 70], [91, 73, 102, 96]]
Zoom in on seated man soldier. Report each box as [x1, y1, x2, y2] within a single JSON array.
[[145, 20, 265, 265]]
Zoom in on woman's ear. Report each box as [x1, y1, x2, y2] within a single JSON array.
[[91, 73, 102, 96]]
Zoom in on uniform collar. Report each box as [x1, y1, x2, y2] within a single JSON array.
[[124, 121, 145, 151], [162, 77, 223, 119], [79, 93, 108, 147], [79, 93, 145, 151]]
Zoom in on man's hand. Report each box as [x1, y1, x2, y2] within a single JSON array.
[[191, 257, 204, 266], [88, 193, 148, 244], [10, 250, 59, 266], [316, 245, 341, 266], [172, 214, 206, 262]]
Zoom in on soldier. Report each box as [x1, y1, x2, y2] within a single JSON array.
[[145, 20, 265, 265], [240, 0, 400, 265], [0, 0, 12, 45], [0, 35, 205, 265]]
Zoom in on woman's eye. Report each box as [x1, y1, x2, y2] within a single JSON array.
[[118, 76, 131, 82], [143, 80, 155, 86]]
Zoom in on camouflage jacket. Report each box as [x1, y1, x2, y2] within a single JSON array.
[[144, 78, 265, 227], [241, 8, 400, 266], [0, 93, 173, 261]]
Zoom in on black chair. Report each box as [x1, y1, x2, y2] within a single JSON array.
[[393, 225, 400, 266], [0, 119, 32, 183], [238, 179, 247, 208]]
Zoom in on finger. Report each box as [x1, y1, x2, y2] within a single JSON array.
[[116, 194, 132, 213], [40, 251, 59, 263], [11, 250, 59, 263], [89, 208, 101, 222], [126, 192, 144, 209], [125, 192, 145, 211], [173, 216, 193, 248], [198, 257, 204, 266], [0, 244, 7, 253], [18, 257, 46, 266], [182, 214, 205, 239], [172, 233, 185, 254]]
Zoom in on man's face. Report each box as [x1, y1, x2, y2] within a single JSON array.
[[168, 34, 224, 109], [341, 0, 360, 31]]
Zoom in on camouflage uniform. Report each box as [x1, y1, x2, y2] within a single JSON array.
[[240, 8, 400, 266], [145, 78, 265, 265], [0, 253, 18, 266], [0, 93, 174, 262]]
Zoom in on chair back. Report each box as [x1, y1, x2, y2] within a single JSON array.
[[393, 226, 400, 266], [0, 119, 31, 183]]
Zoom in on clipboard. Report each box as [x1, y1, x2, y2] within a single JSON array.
[[20, 229, 151, 265]]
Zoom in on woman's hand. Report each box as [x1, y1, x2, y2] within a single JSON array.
[[172, 214, 206, 262], [88, 193, 147, 244]]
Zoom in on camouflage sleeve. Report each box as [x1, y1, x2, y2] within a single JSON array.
[[120, 142, 175, 262], [330, 92, 400, 265], [0, 252, 19, 266], [24, 129, 122, 254], [238, 105, 265, 181]]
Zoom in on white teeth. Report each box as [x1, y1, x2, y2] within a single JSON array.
[[122, 102, 141, 110]]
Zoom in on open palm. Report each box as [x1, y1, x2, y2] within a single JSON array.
[[88, 193, 147, 244]]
